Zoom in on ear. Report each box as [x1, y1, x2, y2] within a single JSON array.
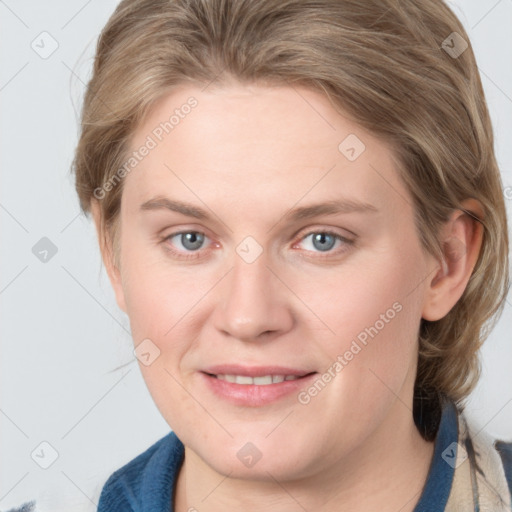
[[422, 199, 484, 321], [90, 200, 127, 313]]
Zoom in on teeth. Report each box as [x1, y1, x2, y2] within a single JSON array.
[[254, 375, 273, 385], [235, 375, 253, 385], [216, 374, 300, 385]]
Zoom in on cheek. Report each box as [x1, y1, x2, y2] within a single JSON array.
[[123, 266, 200, 355], [118, 237, 190, 372], [120, 227, 196, 331], [300, 246, 426, 383], [119, 250, 207, 428], [287, 249, 426, 450]]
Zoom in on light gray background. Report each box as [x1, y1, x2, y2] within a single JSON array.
[[1, 1, 511, 510]]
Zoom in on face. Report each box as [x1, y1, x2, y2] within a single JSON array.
[[105, 83, 436, 481]]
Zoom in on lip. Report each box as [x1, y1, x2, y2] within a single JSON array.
[[200, 365, 317, 407]]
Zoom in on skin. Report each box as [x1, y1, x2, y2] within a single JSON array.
[[92, 83, 483, 511]]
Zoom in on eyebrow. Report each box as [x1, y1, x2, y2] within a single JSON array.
[[139, 196, 379, 222], [140, 196, 210, 219], [283, 198, 379, 221]]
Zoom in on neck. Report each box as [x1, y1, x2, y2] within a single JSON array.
[[174, 400, 435, 512]]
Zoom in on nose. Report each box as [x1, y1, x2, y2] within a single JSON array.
[[212, 252, 294, 342]]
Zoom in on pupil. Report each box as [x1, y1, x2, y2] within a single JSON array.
[[313, 233, 335, 251]]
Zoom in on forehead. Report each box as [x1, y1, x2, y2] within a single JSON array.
[[123, 83, 410, 221]]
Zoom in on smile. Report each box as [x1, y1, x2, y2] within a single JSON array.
[[200, 367, 317, 406]]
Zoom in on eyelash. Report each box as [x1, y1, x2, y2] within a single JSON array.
[[161, 229, 355, 261]]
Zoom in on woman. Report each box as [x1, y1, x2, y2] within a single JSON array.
[[16, 0, 512, 510]]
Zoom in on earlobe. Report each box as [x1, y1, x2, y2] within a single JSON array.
[[90, 200, 127, 313], [422, 200, 484, 321]]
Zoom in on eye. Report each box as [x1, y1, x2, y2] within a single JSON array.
[[166, 231, 209, 252], [295, 230, 353, 254]]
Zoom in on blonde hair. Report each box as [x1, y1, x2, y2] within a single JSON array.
[[73, 0, 509, 408]]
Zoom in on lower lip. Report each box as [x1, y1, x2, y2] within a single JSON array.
[[200, 372, 317, 407]]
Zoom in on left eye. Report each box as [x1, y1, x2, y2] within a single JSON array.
[[298, 232, 345, 252], [167, 232, 209, 252]]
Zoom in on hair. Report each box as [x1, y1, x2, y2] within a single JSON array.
[[73, 0, 509, 411]]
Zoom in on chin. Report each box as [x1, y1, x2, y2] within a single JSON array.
[[188, 433, 322, 483]]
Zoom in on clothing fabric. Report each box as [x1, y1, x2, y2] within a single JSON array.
[[6, 399, 512, 512]]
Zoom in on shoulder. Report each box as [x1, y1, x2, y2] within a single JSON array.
[[457, 409, 512, 509], [2, 434, 183, 512], [465, 415, 512, 494], [97, 431, 184, 512], [495, 439, 512, 493]]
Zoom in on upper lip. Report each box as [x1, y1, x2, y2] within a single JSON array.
[[202, 365, 316, 378]]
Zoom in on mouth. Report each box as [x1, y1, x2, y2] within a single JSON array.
[[200, 366, 317, 406]]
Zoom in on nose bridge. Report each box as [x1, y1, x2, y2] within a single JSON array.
[[231, 250, 271, 302], [213, 248, 293, 341]]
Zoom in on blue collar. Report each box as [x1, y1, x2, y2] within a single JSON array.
[[413, 399, 458, 511]]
